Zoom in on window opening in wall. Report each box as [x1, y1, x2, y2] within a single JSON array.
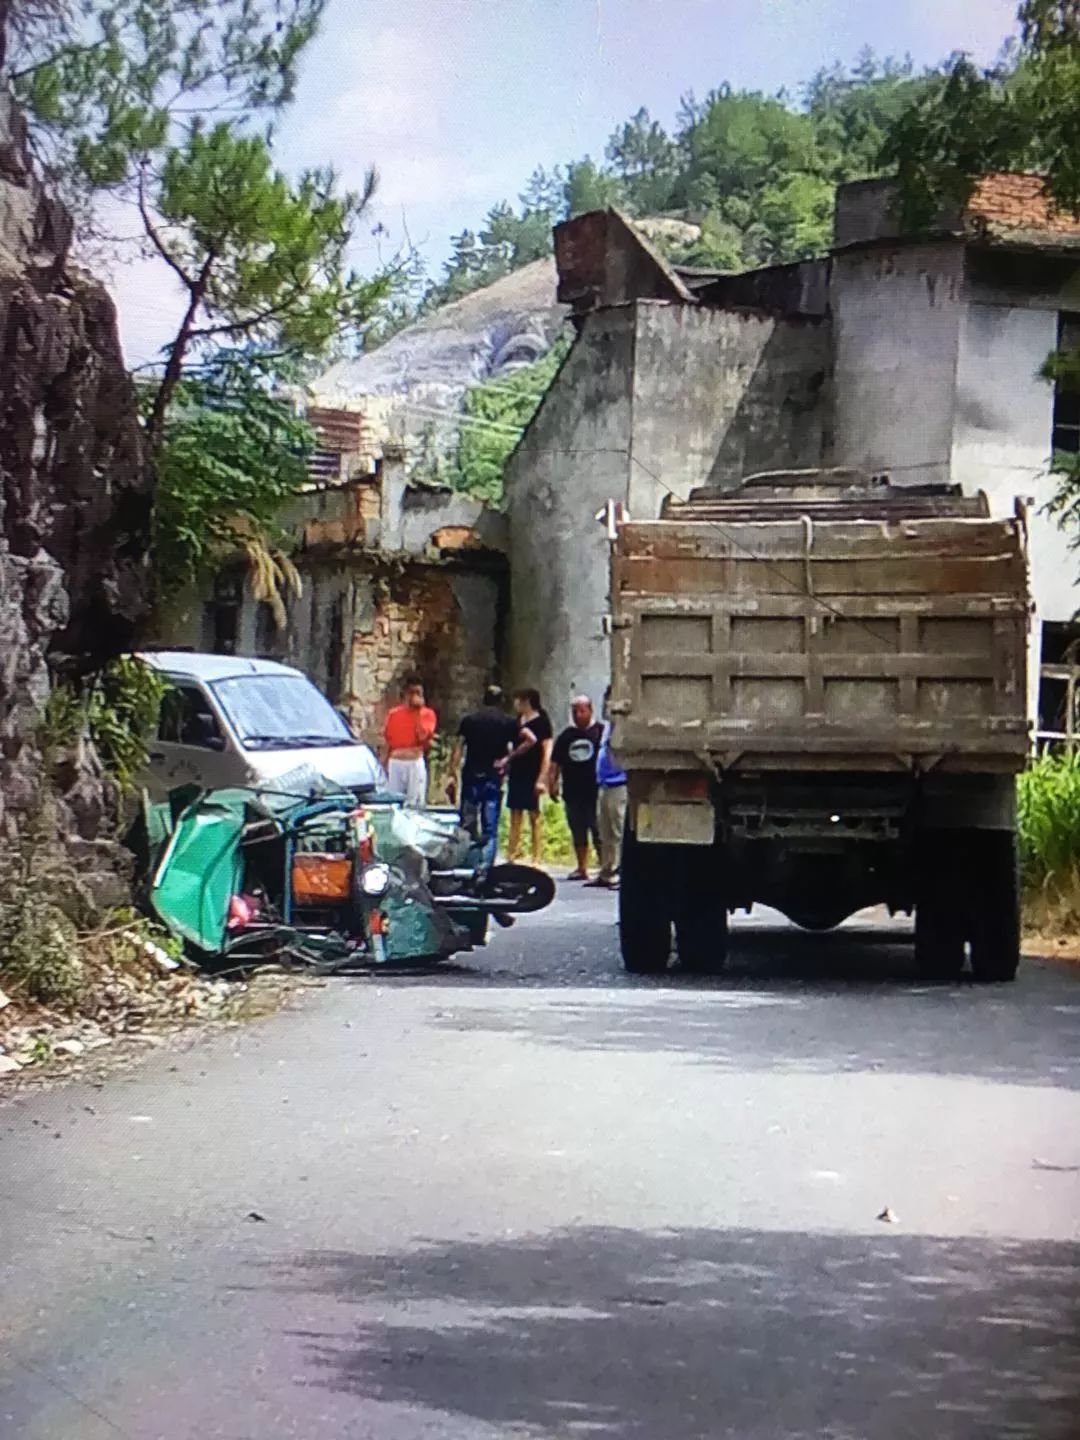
[[204, 601, 238, 656], [254, 601, 288, 661], [1036, 620, 1080, 753], [1051, 312, 1080, 457], [204, 573, 242, 656]]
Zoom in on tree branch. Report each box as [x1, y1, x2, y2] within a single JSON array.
[[136, 164, 192, 288], [145, 247, 218, 458]]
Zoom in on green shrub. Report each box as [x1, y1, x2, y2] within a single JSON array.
[[1018, 753, 1080, 933], [497, 796, 576, 867], [1, 903, 84, 1007], [1018, 752, 1080, 890]]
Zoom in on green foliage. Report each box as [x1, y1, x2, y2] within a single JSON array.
[[152, 125, 387, 361], [0, 803, 86, 1006], [5, 0, 325, 206], [42, 658, 171, 792], [496, 798, 576, 867], [1019, 752, 1080, 894], [151, 348, 314, 599], [564, 156, 622, 217], [1, 903, 84, 1006], [91, 658, 171, 790], [605, 106, 679, 215], [426, 54, 953, 309], [444, 335, 572, 503], [883, 2, 1080, 228], [424, 186, 561, 311], [2, 2, 390, 463], [806, 49, 937, 183]]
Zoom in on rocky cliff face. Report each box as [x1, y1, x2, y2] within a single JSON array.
[[0, 94, 149, 839]]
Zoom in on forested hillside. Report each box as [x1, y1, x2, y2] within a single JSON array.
[[399, 50, 953, 326]]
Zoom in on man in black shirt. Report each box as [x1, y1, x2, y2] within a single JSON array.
[[450, 685, 519, 867], [550, 695, 603, 880]]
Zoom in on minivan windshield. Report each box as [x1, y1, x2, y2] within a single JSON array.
[[211, 674, 354, 751]]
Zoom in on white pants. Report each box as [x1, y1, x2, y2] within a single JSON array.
[[388, 757, 427, 807]]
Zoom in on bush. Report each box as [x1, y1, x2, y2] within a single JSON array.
[[1, 903, 84, 1007], [1018, 752, 1080, 931], [497, 796, 576, 867]]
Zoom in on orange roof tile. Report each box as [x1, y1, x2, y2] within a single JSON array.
[[967, 173, 1080, 238]]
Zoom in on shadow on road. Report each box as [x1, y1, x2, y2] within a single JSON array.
[[274, 1225, 1080, 1439]]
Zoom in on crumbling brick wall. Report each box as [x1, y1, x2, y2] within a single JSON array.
[[345, 563, 503, 749]]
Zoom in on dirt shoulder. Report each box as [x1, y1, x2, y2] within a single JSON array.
[[0, 967, 306, 1095]]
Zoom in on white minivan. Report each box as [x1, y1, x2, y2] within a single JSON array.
[[138, 651, 385, 800]]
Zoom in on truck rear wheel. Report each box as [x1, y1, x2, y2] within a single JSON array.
[[619, 822, 672, 974], [969, 831, 1021, 983], [675, 850, 728, 973], [915, 834, 965, 983], [675, 908, 728, 973]]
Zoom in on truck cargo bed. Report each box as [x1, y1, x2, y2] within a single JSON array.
[[611, 479, 1029, 775]]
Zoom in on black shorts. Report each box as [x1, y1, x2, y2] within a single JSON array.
[[564, 794, 599, 848]]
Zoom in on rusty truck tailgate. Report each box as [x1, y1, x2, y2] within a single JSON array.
[[611, 512, 1029, 773]]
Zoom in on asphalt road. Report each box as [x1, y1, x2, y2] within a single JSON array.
[[2, 889, 1080, 1440]]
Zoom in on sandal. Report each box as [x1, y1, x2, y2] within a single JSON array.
[[566, 869, 588, 881]]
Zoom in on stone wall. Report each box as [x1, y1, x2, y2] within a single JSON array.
[[0, 94, 149, 840], [345, 564, 502, 749]]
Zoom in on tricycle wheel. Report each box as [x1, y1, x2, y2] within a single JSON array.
[[484, 863, 556, 913]]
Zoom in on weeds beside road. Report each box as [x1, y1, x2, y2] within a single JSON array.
[[1020, 752, 1080, 941]]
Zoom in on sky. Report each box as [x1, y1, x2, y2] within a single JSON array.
[[110, 0, 1020, 366]]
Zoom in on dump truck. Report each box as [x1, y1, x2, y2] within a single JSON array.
[[609, 468, 1030, 981]]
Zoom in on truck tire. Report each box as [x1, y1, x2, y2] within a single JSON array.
[[914, 834, 965, 983], [675, 907, 728, 973], [619, 822, 672, 974], [675, 849, 728, 973], [969, 830, 1021, 983]]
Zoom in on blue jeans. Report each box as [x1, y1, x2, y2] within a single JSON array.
[[461, 774, 503, 869]]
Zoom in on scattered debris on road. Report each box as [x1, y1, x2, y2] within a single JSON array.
[[0, 924, 300, 1086]]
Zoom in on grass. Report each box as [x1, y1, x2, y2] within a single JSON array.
[[424, 739, 580, 869], [497, 797, 577, 867], [1019, 752, 1080, 937]]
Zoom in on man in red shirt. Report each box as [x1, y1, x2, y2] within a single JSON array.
[[383, 675, 437, 806]]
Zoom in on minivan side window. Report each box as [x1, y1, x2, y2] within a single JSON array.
[[158, 686, 224, 749]]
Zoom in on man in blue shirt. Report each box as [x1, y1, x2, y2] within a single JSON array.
[[587, 687, 628, 889]]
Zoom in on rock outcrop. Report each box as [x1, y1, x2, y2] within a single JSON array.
[[0, 93, 150, 838], [310, 258, 569, 470]]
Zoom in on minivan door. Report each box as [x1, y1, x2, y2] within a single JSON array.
[[145, 684, 244, 799]]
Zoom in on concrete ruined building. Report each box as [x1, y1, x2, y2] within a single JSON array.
[[169, 429, 509, 750], [162, 259, 568, 745], [505, 182, 1080, 735], [0, 92, 150, 845]]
